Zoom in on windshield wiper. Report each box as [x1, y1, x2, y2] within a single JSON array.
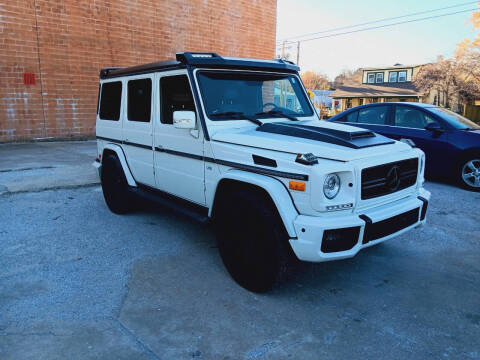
[[255, 110, 298, 122], [209, 112, 263, 126]]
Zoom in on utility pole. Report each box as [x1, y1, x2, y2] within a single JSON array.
[[296, 41, 300, 65]]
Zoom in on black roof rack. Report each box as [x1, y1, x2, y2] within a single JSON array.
[[100, 52, 300, 79]]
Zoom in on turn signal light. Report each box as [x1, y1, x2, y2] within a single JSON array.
[[289, 181, 306, 191]]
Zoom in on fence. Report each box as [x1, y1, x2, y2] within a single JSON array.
[[463, 105, 480, 124]]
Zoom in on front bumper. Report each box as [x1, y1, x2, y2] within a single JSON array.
[[289, 188, 430, 262]]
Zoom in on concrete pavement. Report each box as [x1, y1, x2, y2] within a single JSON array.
[[0, 140, 99, 194], [0, 183, 479, 359]]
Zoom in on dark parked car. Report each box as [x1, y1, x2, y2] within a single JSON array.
[[329, 102, 480, 191]]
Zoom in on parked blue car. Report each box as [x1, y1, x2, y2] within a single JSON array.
[[329, 102, 480, 191]]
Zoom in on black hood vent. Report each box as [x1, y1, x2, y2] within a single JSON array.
[[256, 122, 395, 149]]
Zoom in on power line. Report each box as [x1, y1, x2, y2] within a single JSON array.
[[277, 1, 478, 43], [280, 8, 476, 45]]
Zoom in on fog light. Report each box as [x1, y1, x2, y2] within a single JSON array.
[[321, 226, 361, 253]]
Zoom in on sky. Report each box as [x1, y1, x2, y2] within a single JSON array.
[[276, 0, 478, 79]]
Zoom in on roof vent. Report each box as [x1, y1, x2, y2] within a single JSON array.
[[394, 63, 403, 66]]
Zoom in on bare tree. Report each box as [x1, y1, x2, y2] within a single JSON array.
[[413, 56, 463, 108], [451, 3, 480, 104], [301, 71, 330, 90], [333, 68, 362, 87]]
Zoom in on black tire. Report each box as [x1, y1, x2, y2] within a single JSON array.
[[457, 154, 480, 192], [101, 154, 133, 214], [215, 189, 293, 293]]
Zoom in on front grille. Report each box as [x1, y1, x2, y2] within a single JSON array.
[[362, 208, 420, 244], [361, 158, 418, 200]]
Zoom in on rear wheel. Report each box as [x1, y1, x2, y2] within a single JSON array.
[[458, 155, 480, 192], [215, 189, 292, 293], [101, 154, 133, 214]]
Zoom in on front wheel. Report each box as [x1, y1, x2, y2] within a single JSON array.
[[215, 189, 293, 293], [458, 156, 480, 192]]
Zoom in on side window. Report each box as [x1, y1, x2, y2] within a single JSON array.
[[99, 81, 122, 121], [160, 75, 195, 124], [389, 72, 397, 82], [357, 106, 388, 125], [345, 111, 358, 123], [127, 78, 152, 122], [394, 106, 436, 129]]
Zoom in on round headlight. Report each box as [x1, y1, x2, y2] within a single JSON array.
[[323, 173, 341, 199]]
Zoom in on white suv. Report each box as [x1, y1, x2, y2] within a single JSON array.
[[94, 52, 430, 292]]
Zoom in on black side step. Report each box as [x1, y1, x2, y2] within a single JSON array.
[[133, 184, 210, 224]]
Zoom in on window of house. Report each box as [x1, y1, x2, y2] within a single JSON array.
[[357, 106, 388, 125], [99, 81, 122, 121], [376, 73, 384, 83], [345, 98, 352, 109], [127, 78, 152, 122], [160, 75, 195, 124], [367, 73, 375, 83], [394, 106, 436, 129], [398, 71, 407, 82], [389, 72, 398, 82]]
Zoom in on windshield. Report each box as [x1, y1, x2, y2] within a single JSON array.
[[196, 71, 313, 120], [429, 107, 480, 130]]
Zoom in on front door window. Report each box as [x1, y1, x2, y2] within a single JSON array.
[[357, 106, 388, 125]]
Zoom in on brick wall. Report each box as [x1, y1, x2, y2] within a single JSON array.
[[0, 0, 277, 142]]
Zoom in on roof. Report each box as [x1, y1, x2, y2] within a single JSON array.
[[342, 102, 437, 110], [329, 82, 423, 98], [329, 102, 438, 121], [361, 64, 424, 71], [100, 52, 300, 79]]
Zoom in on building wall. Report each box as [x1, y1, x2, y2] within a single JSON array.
[[0, 0, 277, 142]]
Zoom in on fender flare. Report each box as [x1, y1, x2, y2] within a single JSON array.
[[211, 169, 298, 238], [102, 143, 137, 187]]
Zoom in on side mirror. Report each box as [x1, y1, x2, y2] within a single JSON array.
[[425, 122, 443, 132], [173, 111, 196, 129]]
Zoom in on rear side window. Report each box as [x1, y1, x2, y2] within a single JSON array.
[[99, 82, 122, 121], [128, 78, 152, 122], [160, 75, 195, 124], [357, 106, 388, 125]]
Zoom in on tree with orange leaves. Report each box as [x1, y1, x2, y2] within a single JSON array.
[[301, 71, 331, 90]]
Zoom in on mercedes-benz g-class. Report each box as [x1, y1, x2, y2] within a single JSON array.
[[94, 52, 430, 292]]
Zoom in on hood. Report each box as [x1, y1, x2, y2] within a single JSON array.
[[211, 120, 412, 162]]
